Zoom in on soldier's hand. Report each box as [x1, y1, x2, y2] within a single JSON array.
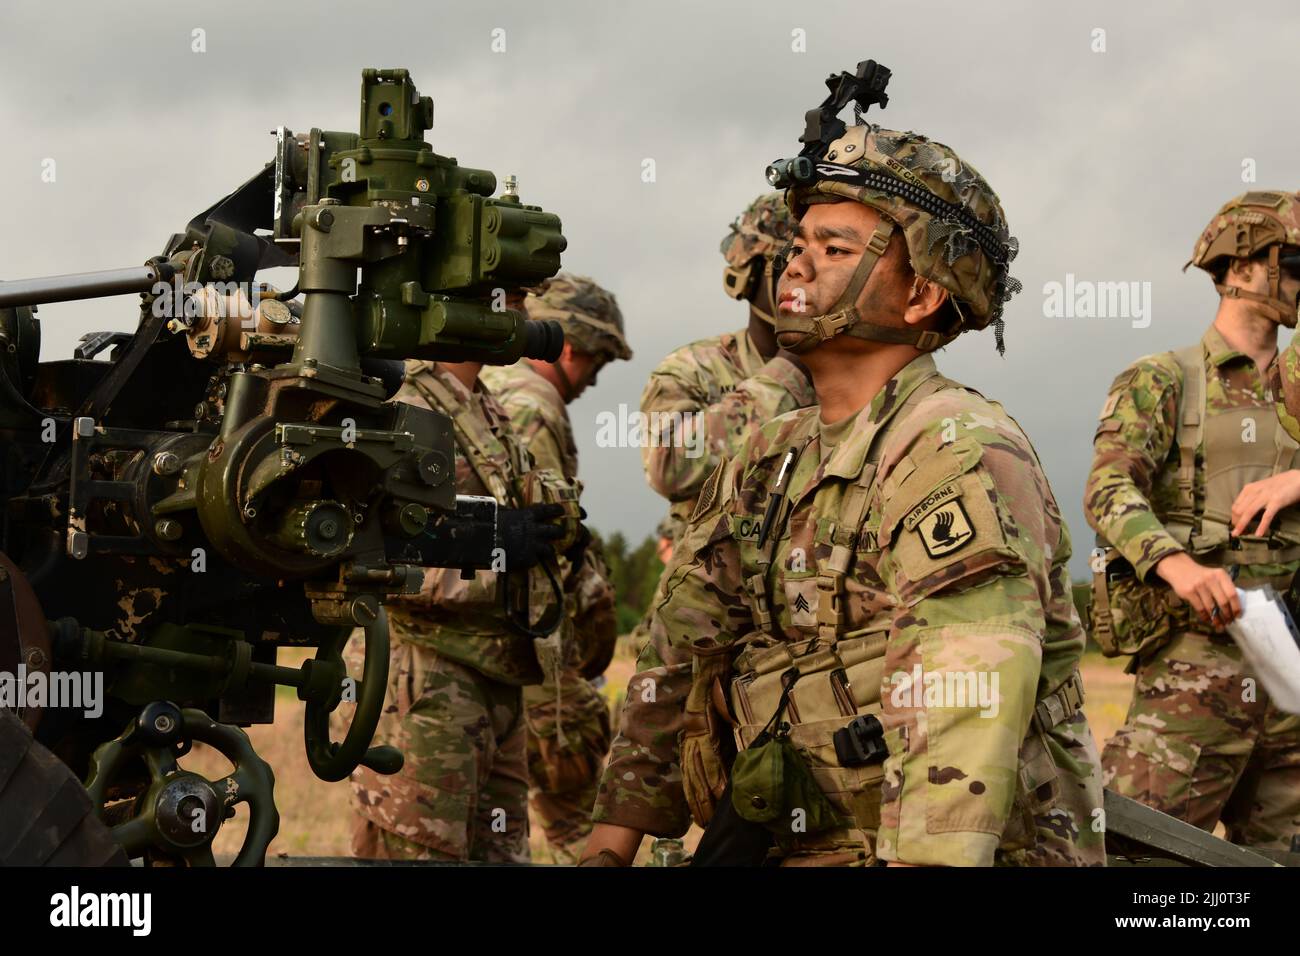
[[1154, 552, 1241, 628], [563, 521, 592, 563], [579, 824, 643, 866], [1230, 470, 1300, 537], [497, 503, 566, 569]]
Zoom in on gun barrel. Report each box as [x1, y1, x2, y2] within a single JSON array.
[[0, 264, 177, 309]]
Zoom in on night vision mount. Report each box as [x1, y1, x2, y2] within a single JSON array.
[[766, 59, 891, 189]]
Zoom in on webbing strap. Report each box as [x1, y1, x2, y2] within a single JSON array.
[[1166, 344, 1205, 548], [778, 219, 895, 346], [412, 371, 518, 505], [813, 372, 951, 642], [1032, 669, 1086, 734], [1214, 246, 1295, 326]]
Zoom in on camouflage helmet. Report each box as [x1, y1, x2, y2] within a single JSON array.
[[1278, 336, 1300, 443], [778, 124, 1021, 353], [654, 515, 676, 543], [720, 192, 796, 322], [1186, 190, 1300, 328], [525, 272, 632, 364]]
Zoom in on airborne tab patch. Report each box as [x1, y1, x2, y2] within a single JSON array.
[[914, 498, 975, 558], [903, 482, 964, 533]]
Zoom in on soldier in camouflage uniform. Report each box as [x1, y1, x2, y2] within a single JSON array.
[[623, 517, 675, 658], [481, 274, 630, 862], [1086, 191, 1300, 850], [348, 354, 574, 862], [642, 192, 817, 544], [583, 118, 1105, 867]]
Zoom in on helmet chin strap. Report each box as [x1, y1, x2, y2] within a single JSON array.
[[775, 218, 954, 354], [1215, 246, 1299, 328]]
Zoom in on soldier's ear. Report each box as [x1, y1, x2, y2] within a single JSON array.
[[902, 276, 949, 327]]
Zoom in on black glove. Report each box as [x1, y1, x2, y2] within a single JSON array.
[[563, 521, 593, 564], [497, 503, 566, 570]]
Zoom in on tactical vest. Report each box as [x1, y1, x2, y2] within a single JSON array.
[[407, 370, 528, 507], [703, 370, 1084, 854], [1164, 344, 1300, 569], [398, 367, 558, 686]]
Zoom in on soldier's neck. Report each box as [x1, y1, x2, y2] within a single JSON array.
[[1213, 305, 1279, 374], [746, 309, 778, 360], [526, 357, 569, 399], [438, 361, 483, 391], [804, 342, 919, 425]]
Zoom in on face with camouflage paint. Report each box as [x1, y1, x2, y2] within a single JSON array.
[[775, 201, 949, 353]]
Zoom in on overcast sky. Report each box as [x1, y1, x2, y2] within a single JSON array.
[[2, 0, 1297, 579]]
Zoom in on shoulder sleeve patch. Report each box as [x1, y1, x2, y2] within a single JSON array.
[[690, 457, 727, 523], [879, 436, 1010, 591], [1099, 391, 1121, 420]]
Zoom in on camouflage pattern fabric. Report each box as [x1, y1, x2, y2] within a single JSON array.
[[594, 610, 695, 838], [720, 191, 796, 271], [641, 329, 816, 540], [380, 361, 549, 686], [525, 272, 631, 363], [595, 353, 1106, 866], [348, 361, 552, 862], [481, 359, 617, 861], [1087, 323, 1300, 849], [1086, 324, 1300, 583], [789, 124, 1020, 334], [349, 644, 530, 862], [1102, 630, 1300, 851]]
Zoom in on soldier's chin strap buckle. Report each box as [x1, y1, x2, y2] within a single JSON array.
[[914, 329, 946, 351], [1214, 246, 1299, 328]]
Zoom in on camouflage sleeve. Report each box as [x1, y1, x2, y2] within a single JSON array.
[[873, 408, 1057, 867], [640, 355, 814, 503], [515, 415, 568, 480], [570, 550, 618, 678], [590, 615, 694, 836], [591, 456, 750, 835], [1083, 357, 1183, 581]]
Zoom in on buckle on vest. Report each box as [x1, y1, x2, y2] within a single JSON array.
[[1031, 670, 1085, 734]]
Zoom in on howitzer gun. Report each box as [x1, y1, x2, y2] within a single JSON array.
[[0, 68, 570, 866]]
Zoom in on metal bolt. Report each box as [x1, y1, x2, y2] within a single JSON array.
[[155, 518, 183, 541], [153, 451, 182, 476], [154, 713, 176, 735], [351, 597, 379, 626]]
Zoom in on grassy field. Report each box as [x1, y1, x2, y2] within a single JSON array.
[[187, 641, 1139, 863]]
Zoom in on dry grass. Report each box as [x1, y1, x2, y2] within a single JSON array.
[[186, 643, 1137, 862]]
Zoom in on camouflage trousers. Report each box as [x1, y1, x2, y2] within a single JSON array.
[[1103, 629, 1300, 851], [347, 635, 531, 863], [523, 665, 612, 863]]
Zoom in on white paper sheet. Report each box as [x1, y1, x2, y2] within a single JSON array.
[[1226, 586, 1300, 715]]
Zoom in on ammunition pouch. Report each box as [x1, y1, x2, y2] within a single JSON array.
[[730, 726, 844, 834], [1090, 548, 1181, 658], [728, 631, 889, 835]]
